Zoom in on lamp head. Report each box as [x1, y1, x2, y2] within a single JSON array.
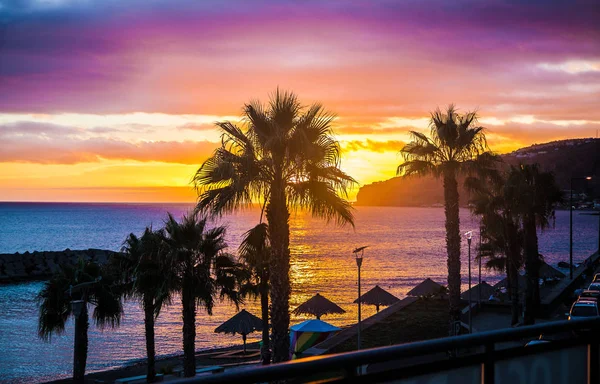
[[585, 176, 592, 180], [465, 231, 473, 240]]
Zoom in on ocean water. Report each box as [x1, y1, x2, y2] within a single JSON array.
[[0, 203, 598, 383]]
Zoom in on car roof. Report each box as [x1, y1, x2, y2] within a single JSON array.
[[589, 283, 600, 289], [573, 300, 598, 307]]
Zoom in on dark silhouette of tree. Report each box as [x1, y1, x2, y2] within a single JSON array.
[[238, 223, 271, 364], [398, 105, 498, 324], [193, 89, 355, 362], [38, 259, 122, 383], [506, 164, 562, 324], [163, 213, 243, 377], [113, 228, 175, 382], [469, 174, 523, 325]]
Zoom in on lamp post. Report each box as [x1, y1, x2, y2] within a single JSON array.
[[465, 231, 473, 334], [353, 246, 368, 351], [570, 176, 592, 279]]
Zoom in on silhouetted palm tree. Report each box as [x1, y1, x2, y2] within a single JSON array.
[[506, 164, 562, 324], [38, 259, 122, 383], [193, 89, 355, 362], [163, 213, 243, 377], [115, 228, 175, 382], [398, 105, 498, 322], [238, 223, 271, 364]]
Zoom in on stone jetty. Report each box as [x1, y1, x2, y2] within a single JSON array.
[[0, 249, 120, 283]]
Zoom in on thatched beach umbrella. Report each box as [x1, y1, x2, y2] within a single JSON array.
[[214, 309, 263, 354], [407, 278, 445, 297], [353, 285, 399, 312], [538, 261, 566, 281], [461, 281, 496, 302], [292, 293, 346, 320]]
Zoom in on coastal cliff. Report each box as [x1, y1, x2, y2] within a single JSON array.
[[0, 249, 120, 283]]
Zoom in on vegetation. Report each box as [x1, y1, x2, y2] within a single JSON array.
[[505, 164, 562, 324], [162, 213, 244, 377], [193, 89, 355, 362], [114, 228, 175, 382], [468, 172, 523, 325], [397, 105, 498, 323], [238, 223, 272, 364], [37, 259, 122, 383]]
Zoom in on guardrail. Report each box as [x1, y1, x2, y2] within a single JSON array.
[[172, 317, 600, 384]]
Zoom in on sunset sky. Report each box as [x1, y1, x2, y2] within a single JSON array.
[[1, 0, 599, 202]]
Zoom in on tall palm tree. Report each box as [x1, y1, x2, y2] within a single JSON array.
[[238, 223, 271, 364], [398, 105, 498, 322], [163, 212, 243, 377], [115, 228, 175, 382], [506, 164, 562, 324], [193, 89, 355, 362], [469, 181, 523, 325], [38, 259, 122, 383]]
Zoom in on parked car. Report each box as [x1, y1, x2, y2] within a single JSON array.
[[568, 300, 599, 321], [579, 290, 600, 301], [587, 283, 600, 293]]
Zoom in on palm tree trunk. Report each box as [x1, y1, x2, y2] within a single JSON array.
[[443, 172, 462, 324], [260, 281, 271, 365], [73, 305, 88, 383], [523, 215, 539, 325], [507, 255, 520, 326], [267, 180, 291, 363], [143, 296, 157, 382], [182, 285, 196, 377]]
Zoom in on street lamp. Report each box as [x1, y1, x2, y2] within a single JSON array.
[[465, 231, 473, 334], [570, 176, 592, 279], [353, 245, 368, 350], [478, 226, 483, 307]]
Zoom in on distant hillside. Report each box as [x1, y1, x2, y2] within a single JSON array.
[[355, 138, 600, 207]]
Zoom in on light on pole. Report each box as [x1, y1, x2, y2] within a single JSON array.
[[353, 246, 368, 351], [465, 231, 473, 334], [570, 176, 592, 279]]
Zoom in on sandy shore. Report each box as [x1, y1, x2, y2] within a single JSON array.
[[44, 342, 261, 383]]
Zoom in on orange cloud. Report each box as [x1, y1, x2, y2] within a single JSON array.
[[343, 139, 405, 153]]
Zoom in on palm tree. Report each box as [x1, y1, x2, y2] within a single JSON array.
[[506, 164, 562, 324], [470, 186, 523, 325], [115, 228, 175, 382], [238, 223, 271, 364], [193, 89, 355, 362], [398, 105, 498, 322], [163, 212, 243, 377], [38, 259, 122, 383]]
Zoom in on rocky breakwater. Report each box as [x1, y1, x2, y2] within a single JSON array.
[[0, 249, 120, 283]]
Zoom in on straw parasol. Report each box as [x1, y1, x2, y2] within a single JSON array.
[[460, 281, 496, 302], [292, 293, 346, 320], [406, 278, 445, 297], [214, 309, 263, 354], [538, 261, 566, 281], [353, 285, 400, 312]]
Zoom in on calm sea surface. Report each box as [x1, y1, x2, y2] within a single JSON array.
[[0, 203, 598, 383]]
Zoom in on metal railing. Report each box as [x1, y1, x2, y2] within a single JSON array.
[[172, 317, 600, 384]]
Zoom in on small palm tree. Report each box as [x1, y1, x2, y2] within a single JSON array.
[[238, 223, 271, 364], [163, 212, 243, 377], [398, 105, 498, 322], [506, 164, 562, 324], [38, 259, 122, 383], [115, 228, 175, 382], [193, 89, 356, 362]]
